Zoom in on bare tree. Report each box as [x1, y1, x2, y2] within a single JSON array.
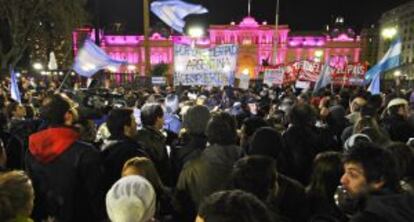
[[0, 0, 89, 72]]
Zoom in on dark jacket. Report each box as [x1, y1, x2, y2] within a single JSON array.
[[269, 174, 310, 222], [382, 115, 414, 143], [0, 130, 24, 170], [137, 126, 171, 185], [101, 136, 148, 192], [350, 192, 414, 222], [6, 119, 42, 169], [282, 125, 323, 185], [170, 133, 207, 184], [175, 144, 241, 222], [26, 127, 106, 222]]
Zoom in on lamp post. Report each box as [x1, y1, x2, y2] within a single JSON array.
[[272, 0, 280, 65], [144, 0, 151, 76]]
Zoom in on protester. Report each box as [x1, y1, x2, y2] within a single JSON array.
[[176, 111, 241, 222], [106, 175, 156, 222], [339, 142, 414, 221], [170, 105, 211, 183], [0, 171, 35, 222], [306, 152, 346, 221], [137, 103, 171, 186], [101, 108, 148, 192], [196, 190, 274, 222], [122, 157, 176, 221], [26, 93, 106, 222]]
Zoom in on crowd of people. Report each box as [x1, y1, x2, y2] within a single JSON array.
[[0, 76, 414, 222]]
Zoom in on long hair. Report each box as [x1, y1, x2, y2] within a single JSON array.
[[307, 152, 343, 199]]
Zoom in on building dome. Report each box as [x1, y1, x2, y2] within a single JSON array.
[[239, 16, 259, 28]]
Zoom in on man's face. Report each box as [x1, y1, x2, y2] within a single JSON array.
[[340, 162, 369, 197], [14, 105, 26, 118]]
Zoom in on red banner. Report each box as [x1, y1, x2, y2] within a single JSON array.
[[331, 63, 367, 86], [258, 61, 367, 86]]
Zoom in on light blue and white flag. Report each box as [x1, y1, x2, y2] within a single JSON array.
[[365, 38, 401, 83], [151, 0, 208, 33], [10, 67, 21, 103], [313, 59, 332, 94], [367, 69, 381, 95], [73, 39, 125, 78]]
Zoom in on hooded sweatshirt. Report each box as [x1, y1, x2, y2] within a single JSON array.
[[351, 192, 414, 222], [29, 127, 80, 164]]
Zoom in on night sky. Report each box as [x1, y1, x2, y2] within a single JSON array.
[[97, 0, 411, 34]]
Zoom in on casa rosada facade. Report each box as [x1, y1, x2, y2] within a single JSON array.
[[73, 16, 362, 80]]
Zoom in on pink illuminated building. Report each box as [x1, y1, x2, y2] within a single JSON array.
[[73, 16, 362, 79]]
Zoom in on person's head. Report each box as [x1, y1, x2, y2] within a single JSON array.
[[248, 127, 283, 159], [349, 97, 367, 113], [240, 117, 268, 148], [6, 101, 26, 119], [24, 104, 36, 119], [288, 103, 317, 127], [122, 157, 163, 192], [206, 112, 237, 146], [387, 98, 409, 119], [0, 171, 34, 221], [107, 108, 137, 138], [140, 103, 164, 130], [196, 190, 273, 222], [230, 156, 278, 201], [182, 105, 211, 135], [386, 142, 414, 180], [308, 152, 343, 198], [341, 142, 399, 198], [40, 93, 79, 126], [106, 175, 156, 222]]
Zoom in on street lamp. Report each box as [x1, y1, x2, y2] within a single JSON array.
[[381, 27, 398, 39], [33, 63, 43, 70], [188, 26, 204, 38], [188, 26, 204, 48], [127, 65, 136, 71], [314, 50, 324, 62], [242, 68, 250, 75]]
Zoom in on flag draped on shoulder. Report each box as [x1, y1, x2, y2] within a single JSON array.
[[10, 67, 21, 103], [366, 38, 401, 94], [313, 59, 332, 94], [73, 39, 125, 78], [151, 0, 208, 33]]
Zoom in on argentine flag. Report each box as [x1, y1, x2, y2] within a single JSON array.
[[151, 0, 208, 33], [365, 38, 401, 82], [366, 38, 401, 94], [10, 67, 21, 103], [73, 39, 125, 78], [313, 59, 332, 94]]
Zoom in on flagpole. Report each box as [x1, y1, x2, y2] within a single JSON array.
[[272, 0, 280, 65], [144, 0, 151, 76], [57, 70, 72, 92]]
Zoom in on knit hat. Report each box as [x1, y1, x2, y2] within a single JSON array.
[[183, 105, 211, 135], [344, 133, 372, 152], [386, 98, 408, 110], [106, 175, 156, 222]]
